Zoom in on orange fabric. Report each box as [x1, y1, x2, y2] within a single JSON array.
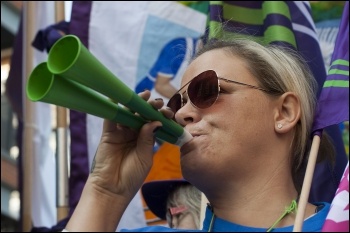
[[142, 142, 182, 225], [144, 142, 182, 182]]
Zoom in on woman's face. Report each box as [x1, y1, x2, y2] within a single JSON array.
[[175, 49, 278, 189]]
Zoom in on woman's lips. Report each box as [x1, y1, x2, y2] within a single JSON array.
[[180, 135, 201, 155]]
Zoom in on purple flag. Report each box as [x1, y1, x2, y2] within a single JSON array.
[[310, 2, 349, 204], [313, 2, 349, 232], [313, 2, 349, 133]]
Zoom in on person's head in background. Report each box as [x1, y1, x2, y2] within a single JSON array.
[[166, 182, 201, 229], [142, 179, 201, 229]]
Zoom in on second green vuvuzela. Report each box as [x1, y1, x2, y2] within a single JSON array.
[[46, 35, 192, 147]]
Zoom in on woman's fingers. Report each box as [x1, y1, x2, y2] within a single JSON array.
[[146, 98, 174, 119], [159, 107, 174, 119], [138, 90, 151, 101], [148, 98, 164, 110], [136, 121, 163, 156]]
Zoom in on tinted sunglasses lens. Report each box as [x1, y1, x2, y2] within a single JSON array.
[[167, 93, 182, 113], [188, 70, 219, 109]]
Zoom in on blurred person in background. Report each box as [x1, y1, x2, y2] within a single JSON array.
[[142, 179, 202, 229]]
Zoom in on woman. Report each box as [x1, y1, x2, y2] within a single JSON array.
[[63, 39, 333, 232]]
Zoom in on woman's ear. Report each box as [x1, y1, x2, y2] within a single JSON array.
[[273, 92, 301, 133]]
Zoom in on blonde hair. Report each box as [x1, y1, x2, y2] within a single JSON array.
[[165, 184, 201, 229]]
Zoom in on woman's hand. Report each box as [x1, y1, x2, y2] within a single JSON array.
[[65, 91, 177, 231], [89, 90, 167, 200]]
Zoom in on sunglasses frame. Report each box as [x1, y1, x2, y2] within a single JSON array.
[[167, 70, 277, 113]]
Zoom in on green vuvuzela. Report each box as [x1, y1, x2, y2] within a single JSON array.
[[26, 62, 181, 145]]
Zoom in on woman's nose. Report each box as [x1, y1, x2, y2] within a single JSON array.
[[175, 101, 199, 127]]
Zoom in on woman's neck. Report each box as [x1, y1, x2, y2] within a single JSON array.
[[204, 166, 300, 228]]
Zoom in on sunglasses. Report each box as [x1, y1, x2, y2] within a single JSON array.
[[167, 70, 281, 114]]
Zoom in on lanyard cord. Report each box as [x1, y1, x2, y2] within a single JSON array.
[[207, 200, 298, 232], [266, 200, 298, 232]]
